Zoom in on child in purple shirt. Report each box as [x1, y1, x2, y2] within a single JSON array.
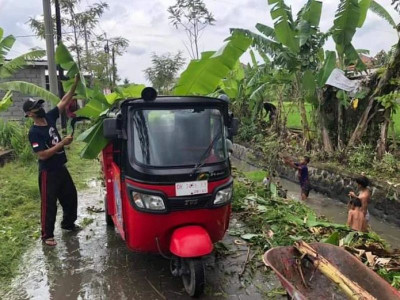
[[284, 156, 311, 201]]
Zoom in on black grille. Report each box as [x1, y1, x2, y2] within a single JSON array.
[[167, 194, 213, 211]]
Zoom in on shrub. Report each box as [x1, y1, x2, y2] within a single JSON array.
[[375, 152, 398, 176], [348, 144, 374, 169], [0, 119, 34, 163]]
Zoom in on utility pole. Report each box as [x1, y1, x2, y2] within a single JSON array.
[[54, 0, 67, 131], [112, 46, 116, 88], [42, 0, 59, 102], [104, 38, 111, 88]]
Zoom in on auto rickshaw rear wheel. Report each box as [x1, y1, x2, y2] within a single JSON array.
[[104, 195, 114, 227], [181, 258, 205, 297]]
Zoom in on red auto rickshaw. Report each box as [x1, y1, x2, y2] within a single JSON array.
[[101, 88, 238, 297]]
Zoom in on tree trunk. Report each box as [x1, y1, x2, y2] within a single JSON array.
[[274, 85, 284, 135], [348, 37, 400, 148], [317, 90, 334, 153], [376, 109, 391, 159], [295, 74, 311, 149], [390, 119, 397, 150], [337, 102, 344, 150]]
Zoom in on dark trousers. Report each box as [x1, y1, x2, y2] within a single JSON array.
[[39, 166, 77, 240]]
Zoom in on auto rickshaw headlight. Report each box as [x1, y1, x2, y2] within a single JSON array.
[[214, 185, 233, 205], [132, 191, 165, 211]]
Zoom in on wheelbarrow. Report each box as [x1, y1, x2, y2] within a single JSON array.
[[263, 243, 400, 300]]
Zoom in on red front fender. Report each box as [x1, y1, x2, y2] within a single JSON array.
[[170, 225, 213, 258]]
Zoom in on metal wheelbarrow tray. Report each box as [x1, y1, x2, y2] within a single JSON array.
[[263, 242, 400, 300]]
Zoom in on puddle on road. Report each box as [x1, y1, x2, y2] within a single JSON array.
[[231, 157, 400, 249], [3, 179, 280, 300]]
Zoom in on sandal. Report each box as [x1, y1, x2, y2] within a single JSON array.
[[43, 238, 57, 246]]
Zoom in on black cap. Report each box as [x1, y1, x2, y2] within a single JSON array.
[[23, 98, 44, 116]]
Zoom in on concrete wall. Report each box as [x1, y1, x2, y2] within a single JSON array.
[[232, 143, 400, 226], [0, 65, 50, 121]]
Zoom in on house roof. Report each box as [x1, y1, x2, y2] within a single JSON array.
[[4, 59, 48, 67]]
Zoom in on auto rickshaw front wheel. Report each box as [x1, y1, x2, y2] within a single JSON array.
[[181, 258, 205, 297]]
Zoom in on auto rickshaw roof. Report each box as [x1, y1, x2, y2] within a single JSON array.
[[121, 95, 230, 106]]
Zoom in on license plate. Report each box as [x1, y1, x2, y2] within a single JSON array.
[[175, 180, 208, 196]]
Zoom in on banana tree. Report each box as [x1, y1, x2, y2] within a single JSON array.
[[55, 42, 145, 159], [0, 27, 60, 112], [232, 0, 325, 148], [232, 0, 395, 152]]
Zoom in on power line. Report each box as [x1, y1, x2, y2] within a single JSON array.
[[14, 31, 75, 38]]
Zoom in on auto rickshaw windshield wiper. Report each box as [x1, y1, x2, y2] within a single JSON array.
[[191, 130, 222, 176]]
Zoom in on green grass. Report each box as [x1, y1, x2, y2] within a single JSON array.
[[0, 141, 100, 292], [278, 101, 400, 137], [270, 102, 312, 129], [243, 170, 266, 182]]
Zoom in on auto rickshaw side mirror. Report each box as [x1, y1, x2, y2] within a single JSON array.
[[229, 118, 239, 136], [103, 118, 118, 139]]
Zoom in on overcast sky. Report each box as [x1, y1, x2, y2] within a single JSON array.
[[0, 0, 399, 85]]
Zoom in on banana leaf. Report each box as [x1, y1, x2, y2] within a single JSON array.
[[105, 84, 145, 105], [268, 0, 299, 53], [230, 28, 283, 58], [78, 120, 109, 159], [317, 50, 337, 87], [357, 0, 372, 27], [0, 81, 60, 105], [332, 0, 360, 55], [296, 0, 323, 46], [369, 0, 397, 29], [173, 33, 251, 95], [0, 50, 46, 79], [321, 231, 340, 245], [0, 90, 12, 112], [55, 42, 87, 98], [302, 69, 317, 103]]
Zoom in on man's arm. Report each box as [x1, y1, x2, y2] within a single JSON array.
[[36, 136, 73, 160], [57, 75, 80, 113], [283, 157, 301, 170]]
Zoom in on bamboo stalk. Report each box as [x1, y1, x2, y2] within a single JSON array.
[[294, 241, 376, 300]]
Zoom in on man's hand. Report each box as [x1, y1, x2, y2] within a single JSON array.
[[57, 74, 80, 113], [63, 135, 73, 146], [37, 136, 72, 160], [348, 191, 356, 198]]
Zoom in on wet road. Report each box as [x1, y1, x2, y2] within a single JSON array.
[[2, 180, 280, 300]]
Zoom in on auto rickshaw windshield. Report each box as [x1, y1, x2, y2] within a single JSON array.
[[129, 108, 227, 167]]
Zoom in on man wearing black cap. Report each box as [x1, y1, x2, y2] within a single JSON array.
[[24, 76, 80, 246]]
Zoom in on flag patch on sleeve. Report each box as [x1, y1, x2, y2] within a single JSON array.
[[32, 143, 39, 148]]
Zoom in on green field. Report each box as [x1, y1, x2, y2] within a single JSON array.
[[279, 102, 400, 137]]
